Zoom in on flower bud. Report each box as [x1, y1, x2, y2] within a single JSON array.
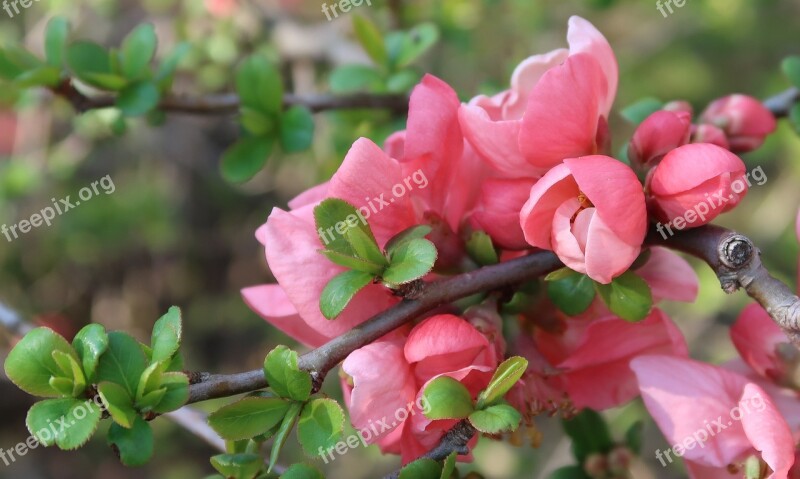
[[628, 110, 691, 169], [699, 94, 776, 152]]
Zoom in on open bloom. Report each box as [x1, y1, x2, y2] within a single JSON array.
[[647, 143, 748, 228], [700, 94, 777, 153], [520, 155, 647, 283], [342, 314, 497, 463]]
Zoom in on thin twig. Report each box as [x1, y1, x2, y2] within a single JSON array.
[[383, 420, 476, 479], [165, 407, 226, 453], [0, 300, 34, 339], [764, 87, 800, 118]]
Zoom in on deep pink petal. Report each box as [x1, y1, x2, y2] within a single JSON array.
[[458, 105, 529, 176], [470, 177, 537, 250], [740, 383, 795, 478], [649, 143, 747, 196], [566, 15, 618, 115]]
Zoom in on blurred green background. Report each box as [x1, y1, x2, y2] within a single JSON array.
[[0, 0, 798, 477]]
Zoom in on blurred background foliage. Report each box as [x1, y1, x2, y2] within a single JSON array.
[[0, 0, 798, 477]]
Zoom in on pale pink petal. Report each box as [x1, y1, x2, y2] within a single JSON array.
[[731, 304, 787, 382], [636, 247, 699, 302], [470, 178, 537, 250], [384, 131, 405, 160], [739, 383, 795, 478], [582, 208, 642, 284], [242, 285, 330, 348], [566, 16, 618, 115], [287, 182, 329, 210], [502, 48, 570, 119], [520, 163, 579, 248], [551, 198, 587, 274], [458, 105, 529, 176]]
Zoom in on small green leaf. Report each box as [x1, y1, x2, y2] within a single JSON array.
[[264, 346, 312, 401], [279, 106, 315, 153], [210, 453, 263, 479], [208, 397, 292, 441], [399, 458, 441, 479], [136, 361, 168, 403], [297, 398, 346, 455], [594, 271, 653, 322], [561, 409, 614, 462], [382, 238, 437, 285], [393, 23, 439, 69], [782, 56, 800, 89], [468, 403, 522, 434], [12, 65, 61, 87], [45, 18, 70, 67], [116, 81, 160, 116], [353, 15, 388, 66], [151, 306, 182, 363], [236, 55, 283, 115], [441, 451, 457, 479], [108, 416, 154, 466], [155, 42, 191, 90], [241, 107, 277, 136], [384, 225, 432, 253], [547, 271, 596, 316], [120, 23, 157, 79], [150, 372, 189, 413], [26, 398, 102, 449], [137, 387, 167, 411], [98, 381, 137, 428], [386, 69, 421, 93], [620, 97, 663, 125], [476, 356, 528, 409], [329, 65, 383, 93], [220, 136, 273, 183], [95, 331, 147, 398], [625, 420, 644, 454], [344, 224, 388, 267], [4, 327, 78, 397], [72, 324, 108, 383], [550, 465, 592, 479], [0, 46, 42, 80], [65, 41, 127, 90], [320, 270, 374, 320], [423, 376, 474, 420], [269, 402, 302, 473], [466, 231, 499, 266], [320, 249, 385, 275], [281, 463, 325, 479], [49, 377, 76, 397], [51, 350, 86, 397], [313, 198, 377, 256], [789, 103, 800, 134]]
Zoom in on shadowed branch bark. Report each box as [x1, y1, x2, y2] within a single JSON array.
[[764, 87, 800, 118], [383, 420, 477, 479]]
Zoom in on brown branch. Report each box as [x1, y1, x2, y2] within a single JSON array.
[[383, 420, 476, 479], [764, 87, 800, 118], [187, 250, 562, 403], [648, 225, 800, 345], [52, 80, 409, 115]]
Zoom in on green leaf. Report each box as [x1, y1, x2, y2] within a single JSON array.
[[98, 381, 137, 428], [208, 397, 292, 441], [476, 356, 528, 409], [422, 376, 474, 420], [0, 46, 42, 80], [65, 41, 127, 90], [386, 69, 420, 93], [95, 331, 148, 398], [320, 270, 374, 320], [281, 463, 325, 479], [393, 23, 440, 69], [241, 107, 277, 136], [116, 80, 160, 116], [620, 97, 663, 125], [625, 420, 644, 454], [789, 103, 800, 134], [108, 416, 153, 466], [45, 18, 70, 67], [120, 23, 157, 79], [466, 231, 499, 266], [320, 249, 385, 275], [269, 402, 302, 473], [344, 224, 388, 267], [782, 56, 800, 89], [151, 306, 182, 363], [353, 15, 387, 66], [468, 403, 522, 434], [594, 271, 653, 322], [297, 398, 345, 455], [547, 271, 596, 316], [150, 372, 189, 413], [72, 324, 108, 383], [263, 346, 313, 401], [550, 465, 592, 479], [399, 458, 441, 479], [561, 409, 614, 462], [313, 198, 377, 256], [441, 451, 457, 479], [137, 387, 167, 411], [51, 350, 86, 397], [236, 55, 283, 115], [4, 327, 78, 397], [279, 106, 315, 153], [329, 65, 383, 93], [220, 136, 273, 183], [136, 360, 168, 403], [382, 238, 437, 285], [210, 453, 263, 479], [13, 65, 61, 88], [384, 225, 432, 253], [49, 377, 76, 397], [155, 42, 191, 90], [26, 398, 102, 449]]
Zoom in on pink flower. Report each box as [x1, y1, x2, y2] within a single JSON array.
[[732, 304, 794, 386], [628, 110, 691, 169], [519, 155, 647, 283], [692, 124, 730, 149], [647, 143, 748, 228], [631, 355, 795, 478], [342, 315, 496, 463], [635, 246, 699, 303], [700, 94, 777, 153]]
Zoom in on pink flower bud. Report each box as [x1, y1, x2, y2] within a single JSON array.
[[648, 143, 748, 228], [700, 94, 776, 153], [628, 110, 691, 169], [691, 124, 730, 149]]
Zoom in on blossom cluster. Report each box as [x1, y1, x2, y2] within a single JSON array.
[[243, 16, 792, 477]]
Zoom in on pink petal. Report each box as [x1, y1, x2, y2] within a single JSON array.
[[566, 16, 618, 116], [649, 144, 746, 197], [241, 285, 329, 348], [502, 48, 570, 120], [740, 383, 795, 478], [470, 177, 537, 250], [551, 198, 588, 274], [458, 105, 529, 176], [636, 247, 699, 302], [582, 207, 642, 284], [731, 304, 787, 381], [520, 163, 579, 249], [287, 182, 329, 210]]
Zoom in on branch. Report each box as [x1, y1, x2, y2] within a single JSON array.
[[764, 87, 800, 118], [649, 225, 800, 345], [52, 80, 409, 115], [383, 420, 476, 479], [164, 407, 226, 453], [187, 250, 562, 403], [0, 300, 34, 339]]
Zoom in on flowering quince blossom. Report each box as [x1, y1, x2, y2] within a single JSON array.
[[628, 109, 692, 169], [519, 155, 647, 284], [341, 314, 497, 464], [700, 94, 778, 153]]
